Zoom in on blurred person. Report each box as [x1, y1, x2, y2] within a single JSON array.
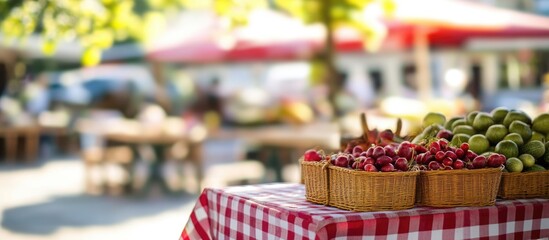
[[77, 80, 142, 194], [22, 73, 51, 117], [333, 72, 359, 117], [222, 87, 272, 126], [87, 79, 142, 118], [0, 63, 8, 124], [309, 84, 334, 121], [77, 106, 124, 194], [345, 68, 376, 109], [402, 65, 419, 99], [205, 77, 223, 115], [137, 98, 168, 135], [203, 77, 224, 130], [0, 63, 6, 98]]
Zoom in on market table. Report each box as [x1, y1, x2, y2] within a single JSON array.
[[0, 125, 40, 163], [102, 132, 203, 195], [180, 183, 549, 240]]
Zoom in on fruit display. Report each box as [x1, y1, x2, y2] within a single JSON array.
[[302, 110, 549, 210], [415, 140, 505, 171], [330, 141, 415, 172], [414, 108, 549, 173], [301, 144, 419, 211], [305, 141, 415, 172]]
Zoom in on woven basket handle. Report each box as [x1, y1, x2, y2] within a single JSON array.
[[360, 113, 370, 142], [395, 118, 402, 138]]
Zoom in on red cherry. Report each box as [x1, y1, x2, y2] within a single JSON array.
[[384, 145, 397, 157], [428, 161, 442, 170], [372, 146, 385, 159], [353, 145, 364, 154], [424, 152, 433, 162], [436, 130, 453, 141], [355, 156, 366, 169], [442, 157, 454, 167], [395, 157, 409, 171], [376, 156, 393, 166], [455, 148, 465, 159], [445, 151, 458, 160], [381, 163, 395, 172], [487, 154, 504, 168], [400, 141, 412, 148], [453, 159, 465, 169], [466, 150, 478, 160], [364, 157, 375, 165], [415, 153, 425, 164], [364, 164, 378, 172], [496, 154, 507, 166], [335, 155, 349, 167], [460, 143, 470, 152], [397, 145, 413, 160], [379, 130, 395, 140], [435, 151, 446, 162], [304, 149, 323, 161], [365, 147, 375, 157], [414, 145, 428, 154], [431, 142, 441, 152], [472, 156, 487, 169], [438, 139, 449, 150]]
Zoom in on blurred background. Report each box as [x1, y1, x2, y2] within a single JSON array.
[[1, 0, 549, 239]]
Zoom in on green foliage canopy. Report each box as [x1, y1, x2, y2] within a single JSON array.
[[0, 0, 394, 66]]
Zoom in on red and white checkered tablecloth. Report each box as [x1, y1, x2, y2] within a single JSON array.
[[180, 183, 549, 240]]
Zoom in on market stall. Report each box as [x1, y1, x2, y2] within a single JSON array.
[[178, 107, 549, 239], [180, 183, 549, 239]]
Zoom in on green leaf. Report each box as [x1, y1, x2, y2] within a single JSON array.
[[41, 39, 57, 56], [82, 47, 102, 66]]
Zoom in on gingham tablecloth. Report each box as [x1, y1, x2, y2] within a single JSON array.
[[180, 183, 549, 240]]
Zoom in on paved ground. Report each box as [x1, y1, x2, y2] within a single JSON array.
[[0, 157, 198, 240], [0, 138, 302, 240]]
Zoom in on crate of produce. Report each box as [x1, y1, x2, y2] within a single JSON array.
[[498, 170, 549, 199]]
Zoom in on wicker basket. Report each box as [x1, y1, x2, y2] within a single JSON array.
[[301, 160, 419, 211], [417, 168, 503, 207], [301, 159, 330, 205], [327, 166, 419, 211], [498, 171, 549, 199]]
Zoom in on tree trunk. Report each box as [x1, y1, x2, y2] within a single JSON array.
[[320, 0, 340, 117], [150, 61, 172, 113]]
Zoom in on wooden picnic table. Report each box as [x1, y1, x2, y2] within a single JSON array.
[[102, 131, 203, 195]]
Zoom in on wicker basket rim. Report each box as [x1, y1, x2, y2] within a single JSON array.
[[420, 167, 503, 176], [502, 170, 549, 176], [300, 160, 419, 176], [328, 165, 419, 176], [300, 160, 327, 165]]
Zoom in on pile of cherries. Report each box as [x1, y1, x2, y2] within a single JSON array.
[[415, 139, 505, 170]]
